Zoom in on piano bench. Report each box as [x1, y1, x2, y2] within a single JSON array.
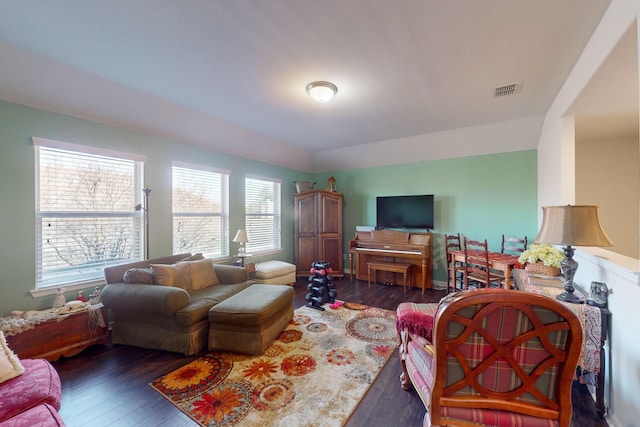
[[367, 262, 411, 293]]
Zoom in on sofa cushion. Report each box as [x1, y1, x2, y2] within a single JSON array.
[[254, 261, 296, 280], [181, 253, 205, 262], [103, 253, 190, 285], [122, 267, 154, 284], [174, 282, 253, 327], [151, 263, 191, 290], [406, 339, 435, 402], [0, 331, 24, 384], [0, 359, 62, 421], [188, 259, 219, 290]]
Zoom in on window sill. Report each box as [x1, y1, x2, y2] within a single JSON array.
[[248, 249, 283, 258], [30, 278, 106, 298]]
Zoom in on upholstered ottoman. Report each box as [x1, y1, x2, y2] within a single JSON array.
[[208, 284, 294, 355], [254, 260, 296, 286]]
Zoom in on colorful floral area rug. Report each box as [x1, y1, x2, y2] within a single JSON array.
[[150, 302, 398, 427]]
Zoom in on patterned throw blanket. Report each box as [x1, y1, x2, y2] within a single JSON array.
[[514, 270, 602, 374]]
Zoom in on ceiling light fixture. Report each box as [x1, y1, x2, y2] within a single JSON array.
[[306, 81, 338, 103]]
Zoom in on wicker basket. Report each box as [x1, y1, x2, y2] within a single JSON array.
[[525, 262, 561, 277], [294, 181, 315, 193]]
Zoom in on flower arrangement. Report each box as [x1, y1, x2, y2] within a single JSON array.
[[518, 244, 566, 268]]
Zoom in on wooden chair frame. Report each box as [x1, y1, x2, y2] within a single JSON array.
[[445, 233, 463, 293], [398, 289, 583, 427], [501, 234, 528, 255], [463, 238, 503, 289]]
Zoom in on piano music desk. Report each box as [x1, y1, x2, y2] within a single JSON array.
[[368, 262, 411, 293]]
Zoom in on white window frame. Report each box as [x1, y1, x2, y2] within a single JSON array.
[[34, 137, 146, 290], [172, 162, 230, 258], [245, 175, 282, 254]]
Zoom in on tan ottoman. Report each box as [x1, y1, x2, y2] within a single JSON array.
[[208, 284, 294, 355], [254, 260, 296, 286]]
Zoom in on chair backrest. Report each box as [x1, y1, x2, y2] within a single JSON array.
[[501, 234, 528, 255], [429, 289, 583, 427], [463, 238, 491, 286], [445, 233, 462, 254]]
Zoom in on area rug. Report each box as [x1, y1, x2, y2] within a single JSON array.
[[150, 302, 398, 427]]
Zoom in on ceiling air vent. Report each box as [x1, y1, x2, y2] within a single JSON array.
[[494, 82, 522, 97]]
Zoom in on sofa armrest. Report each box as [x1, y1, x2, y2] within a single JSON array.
[[101, 283, 190, 316], [214, 264, 248, 284]]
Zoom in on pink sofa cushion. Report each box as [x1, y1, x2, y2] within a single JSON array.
[[0, 402, 65, 427], [0, 359, 62, 421], [406, 339, 435, 401]]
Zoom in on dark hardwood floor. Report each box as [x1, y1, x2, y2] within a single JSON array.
[[53, 277, 607, 427]]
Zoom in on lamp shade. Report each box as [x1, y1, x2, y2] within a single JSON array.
[[232, 229, 249, 244], [306, 81, 337, 103], [534, 205, 613, 247]]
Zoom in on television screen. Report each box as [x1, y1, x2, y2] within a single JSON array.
[[376, 195, 434, 230]]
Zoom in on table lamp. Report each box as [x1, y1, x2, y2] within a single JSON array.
[[533, 205, 613, 304], [233, 229, 249, 255]]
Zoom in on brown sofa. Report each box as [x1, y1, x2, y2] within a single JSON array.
[[101, 254, 254, 356]]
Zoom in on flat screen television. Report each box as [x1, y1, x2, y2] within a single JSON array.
[[376, 194, 434, 230]]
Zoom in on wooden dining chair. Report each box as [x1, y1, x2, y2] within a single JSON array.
[[463, 238, 504, 289], [498, 235, 527, 287], [444, 233, 463, 293], [501, 234, 527, 255]]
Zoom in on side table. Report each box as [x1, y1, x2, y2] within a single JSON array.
[[513, 269, 611, 418], [234, 253, 253, 267], [5, 304, 108, 361]]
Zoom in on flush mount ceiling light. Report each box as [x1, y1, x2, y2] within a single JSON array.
[[306, 81, 338, 103]]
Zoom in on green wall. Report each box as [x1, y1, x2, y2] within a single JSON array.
[[318, 150, 538, 282], [0, 99, 537, 314], [0, 100, 312, 314]]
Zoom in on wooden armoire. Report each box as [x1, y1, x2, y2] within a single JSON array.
[[294, 190, 343, 278]]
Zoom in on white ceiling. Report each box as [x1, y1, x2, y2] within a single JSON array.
[[0, 0, 620, 171]]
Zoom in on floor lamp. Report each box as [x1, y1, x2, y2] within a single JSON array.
[[135, 188, 151, 259], [533, 205, 613, 304]]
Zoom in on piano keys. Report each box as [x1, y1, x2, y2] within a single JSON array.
[[349, 229, 432, 292], [356, 248, 423, 255]]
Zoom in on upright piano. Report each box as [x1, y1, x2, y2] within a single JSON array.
[[349, 229, 432, 292]]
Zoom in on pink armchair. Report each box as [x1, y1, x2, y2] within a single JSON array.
[[397, 289, 583, 427], [0, 331, 64, 426], [0, 358, 64, 426]]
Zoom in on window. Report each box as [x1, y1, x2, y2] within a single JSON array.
[[245, 176, 281, 253], [34, 138, 145, 289], [172, 163, 229, 257]]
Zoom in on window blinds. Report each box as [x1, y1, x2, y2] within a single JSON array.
[[34, 139, 144, 288], [245, 176, 281, 253], [172, 164, 229, 257]]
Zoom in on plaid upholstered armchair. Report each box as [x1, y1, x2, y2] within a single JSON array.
[[396, 289, 583, 427]]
